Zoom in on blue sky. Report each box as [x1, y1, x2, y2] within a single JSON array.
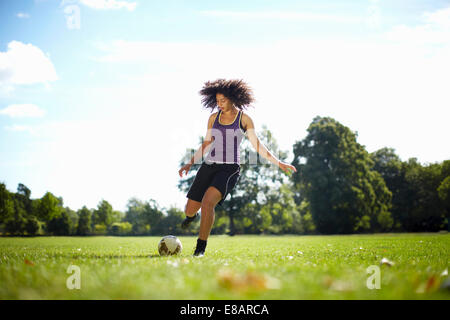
[[1, 0, 449, 213]]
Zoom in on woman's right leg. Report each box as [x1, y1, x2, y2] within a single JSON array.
[[184, 198, 202, 217]]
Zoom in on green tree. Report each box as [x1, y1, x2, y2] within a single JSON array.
[[124, 198, 164, 235], [4, 208, 27, 235], [1, 183, 43, 235], [160, 206, 189, 235], [111, 210, 124, 224], [0, 182, 14, 223], [258, 183, 301, 234], [370, 148, 406, 230], [292, 116, 392, 234], [142, 199, 164, 234], [437, 174, 450, 231], [124, 198, 147, 235], [76, 206, 92, 235], [400, 159, 448, 231], [64, 207, 78, 235], [15, 183, 33, 216], [370, 150, 448, 231], [4, 196, 29, 235], [297, 200, 316, 234], [36, 192, 63, 222], [47, 210, 71, 235], [25, 216, 40, 236], [92, 200, 114, 228], [438, 175, 450, 203]]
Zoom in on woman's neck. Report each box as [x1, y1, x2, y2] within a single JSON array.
[[221, 106, 237, 114]]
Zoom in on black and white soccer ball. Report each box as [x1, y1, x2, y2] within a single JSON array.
[[158, 235, 182, 256]]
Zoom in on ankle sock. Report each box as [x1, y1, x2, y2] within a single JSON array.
[[195, 238, 207, 252], [186, 213, 198, 220]]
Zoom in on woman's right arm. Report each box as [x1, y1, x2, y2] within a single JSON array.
[[179, 113, 216, 177]]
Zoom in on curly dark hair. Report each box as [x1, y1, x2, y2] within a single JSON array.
[[199, 78, 255, 112]]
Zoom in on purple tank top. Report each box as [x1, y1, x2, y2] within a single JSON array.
[[204, 109, 246, 164]]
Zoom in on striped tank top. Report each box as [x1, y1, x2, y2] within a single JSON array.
[[204, 109, 246, 165]]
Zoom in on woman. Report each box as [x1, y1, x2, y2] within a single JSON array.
[[178, 79, 296, 256]]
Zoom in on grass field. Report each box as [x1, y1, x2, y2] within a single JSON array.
[[0, 233, 449, 300]]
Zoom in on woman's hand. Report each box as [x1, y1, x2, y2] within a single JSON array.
[[279, 161, 297, 176], [179, 163, 192, 177]]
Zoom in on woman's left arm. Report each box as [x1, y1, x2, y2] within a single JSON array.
[[243, 114, 297, 175]]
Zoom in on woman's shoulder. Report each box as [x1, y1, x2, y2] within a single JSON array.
[[209, 111, 219, 121], [240, 111, 254, 131], [240, 111, 251, 121], [241, 112, 253, 124], [207, 111, 220, 127]]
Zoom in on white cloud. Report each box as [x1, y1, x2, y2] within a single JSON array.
[[92, 40, 238, 65], [385, 6, 450, 45], [198, 10, 363, 23], [0, 41, 58, 87], [367, 0, 381, 29], [4, 124, 36, 134], [0, 84, 14, 96], [424, 6, 450, 27], [16, 12, 30, 19], [79, 0, 137, 11], [0, 104, 46, 118]]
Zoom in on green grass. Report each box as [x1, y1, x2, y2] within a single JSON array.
[[0, 233, 449, 299]]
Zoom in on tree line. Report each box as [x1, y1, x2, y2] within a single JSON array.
[[291, 116, 449, 234], [0, 186, 194, 236], [1, 116, 448, 236]]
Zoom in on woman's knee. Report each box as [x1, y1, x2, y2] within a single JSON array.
[[185, 199, 201, 215], [199, 186, 222, 211], [201, 194, 220, 210], [201, 198, 216, 210]]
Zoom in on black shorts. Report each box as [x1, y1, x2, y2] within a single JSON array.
[[186, 161, 241, 206]]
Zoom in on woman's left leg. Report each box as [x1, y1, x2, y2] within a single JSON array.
[[199, 186, 222, 240]]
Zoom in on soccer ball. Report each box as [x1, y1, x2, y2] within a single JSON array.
[[158, 235, 182, 256]]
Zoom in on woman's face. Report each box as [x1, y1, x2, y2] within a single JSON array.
[[216, 93, 233, 111]]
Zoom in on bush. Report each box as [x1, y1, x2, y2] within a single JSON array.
[[4, 215, 26, 235], [109, 222, 132, 236], [377, 210, 394, 232], [46, 211, 71, 235], [25, 217, 40, 236], [93, 224, 107, 235], [302, 212, 316, 234]]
